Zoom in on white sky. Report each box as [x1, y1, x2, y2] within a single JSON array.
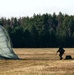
[[0, 0, 74, 18]]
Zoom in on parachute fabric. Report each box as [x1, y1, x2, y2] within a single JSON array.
[[0, 25, 19, 59]]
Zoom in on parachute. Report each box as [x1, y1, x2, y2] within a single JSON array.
[[0, 25, 19, 59]]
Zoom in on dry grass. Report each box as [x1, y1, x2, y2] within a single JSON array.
[[0, 48, 74, 75]]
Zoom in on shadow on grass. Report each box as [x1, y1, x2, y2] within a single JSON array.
[[19, 58, 58, 60]]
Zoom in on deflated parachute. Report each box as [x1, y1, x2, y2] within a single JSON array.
[[0, 25, 19, 59]]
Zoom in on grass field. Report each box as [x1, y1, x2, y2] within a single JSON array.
[[0, 48, 74, 75]]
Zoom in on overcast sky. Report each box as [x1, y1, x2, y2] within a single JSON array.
[[0, 0, 74, 18]]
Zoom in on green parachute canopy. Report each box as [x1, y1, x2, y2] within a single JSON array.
[[0, 25, 19, 59]]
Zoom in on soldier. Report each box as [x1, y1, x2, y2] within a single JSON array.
[[56, 46, 65, 60]]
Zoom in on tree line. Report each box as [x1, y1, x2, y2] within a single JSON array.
[[1, 12, 74, 48]]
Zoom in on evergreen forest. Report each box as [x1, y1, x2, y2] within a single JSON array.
[[1, 12, 74, 48]]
